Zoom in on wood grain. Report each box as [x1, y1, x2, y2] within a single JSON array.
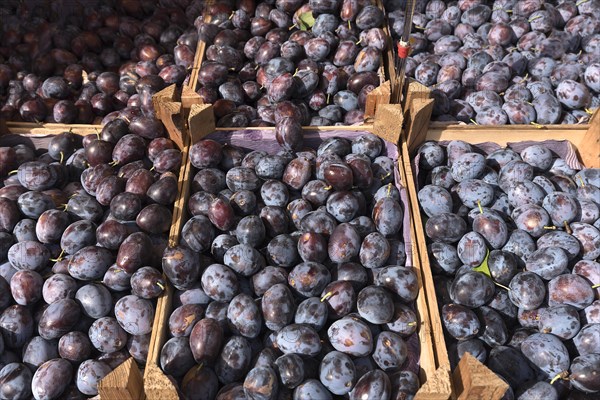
[[454, 354, 509, 400], [98, 358, 144, 400]]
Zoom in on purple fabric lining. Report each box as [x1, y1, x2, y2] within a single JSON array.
[[204, 129, 420, 375]]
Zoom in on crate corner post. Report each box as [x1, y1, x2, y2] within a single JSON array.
[[414, 363, 453, 400], [373, 103, 404, 144], [98, 357, 144, 400], [143, 363, 180, 400], [453, 353, 509, 400], [188, 103, 216, 143], [577, 108, 600, 168]]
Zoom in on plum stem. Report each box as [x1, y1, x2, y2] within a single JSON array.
[[150, 166, 155, 171], [407, 322, 417, 326], [8, 170, 18, 176], [576, 0, 590, 5], [477, 200, 483, 214], [528, 15, 542, 22], [550, 371, 570, 384], [320, 291, 333, 302], [355, 38, 362, 45], [229, 11, 234, 19], [530, 121, 543, 129], [469, 119, 478, 125], [289, 24, 297, 31], [544, 226, 557, 230], [387, 183, 393, 198], [323, 185, 333, 191], [109, 160, 119, 167], [494, 281, 511, 291], [156, 281, 165, 291], [59, 151, 64, 164], [50, 249, 65, 263], [578, 176, 585, 187], [380, 172, 391, 181], [592, 284, 600, 289], [563, 221, 572, 235]]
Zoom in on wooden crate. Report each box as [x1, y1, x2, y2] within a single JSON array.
[[183, 0, 400, 125], [0, 115, 190, 400], [400, 83, 600, 400], [143, 82, 453, 400]]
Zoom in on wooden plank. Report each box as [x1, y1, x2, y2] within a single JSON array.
[[401, 136, 451, 373], [5, 122, 102, 135], [98, 358, 144, 400], [214, 125, 376, 132], [397, 141, 452, 400], [144, 100, 194, 400], [185, 0, 214, 94], [453, 354, 508, 400]]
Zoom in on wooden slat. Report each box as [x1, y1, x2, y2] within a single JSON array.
[[401, 139, 449, 365], [144, 100, 215, 400], [185, 0, 214, 94], [397, 138, 452, 400], [5, 122, 102, 135]]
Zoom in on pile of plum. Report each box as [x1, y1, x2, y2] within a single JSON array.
[[195, 0, 389, 128], [417, 141, 600, 398], [385, 0, 600, 125], [158, 133, 422, 399], [0, 117, 182, 399], [0, 0, 204, 123]]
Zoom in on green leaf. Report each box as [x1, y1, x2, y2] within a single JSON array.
[[298, 12, 315, 31], [472, 249, 491, 277], [472, 249, 511, 291]]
